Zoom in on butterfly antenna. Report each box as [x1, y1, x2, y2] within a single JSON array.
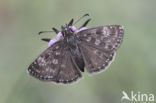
[[38, 27, 60, 35], [73, 14, 89, 25]]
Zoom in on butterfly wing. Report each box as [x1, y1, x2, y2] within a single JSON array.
[[76, 25, 124, 73], [76, 25, 124, 52], [28, 40, 82, 84]]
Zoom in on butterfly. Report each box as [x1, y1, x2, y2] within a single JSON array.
[[27, 14, 124, 84]]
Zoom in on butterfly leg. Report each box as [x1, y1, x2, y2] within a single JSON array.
[[79, 19, 91, 29], [38, 31, 54, 35], [52, 28, 59, 34], [68, 18, 74, 26], [41, 38, 51, 42]]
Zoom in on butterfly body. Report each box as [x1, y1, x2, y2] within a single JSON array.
[[60, 26, 85, 72], [28, 15, 124, 84]]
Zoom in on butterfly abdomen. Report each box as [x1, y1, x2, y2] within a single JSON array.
[[66, 35, 85, 72]]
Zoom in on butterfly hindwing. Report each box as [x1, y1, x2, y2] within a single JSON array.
[[28, 40, 82, 84], [55, 50, 82, 83], [79, 42, 115, 73]]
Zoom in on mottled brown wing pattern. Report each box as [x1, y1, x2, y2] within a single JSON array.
[[55, 51, 82, 83], [79, 43, 115, 73], [77, 25, 124, 73], [28, 40, 82, 84], [76, 25, 124, 52]]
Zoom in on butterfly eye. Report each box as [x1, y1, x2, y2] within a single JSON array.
[[69, 26, 77, 32]]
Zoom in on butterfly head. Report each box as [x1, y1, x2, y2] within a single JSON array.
[[39, 14, 90, 46], [61, 24, 76, 37]]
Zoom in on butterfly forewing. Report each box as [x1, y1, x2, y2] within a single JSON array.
[[76, 25, 124, 52], [76, 25, 124, 73], [28, 40, 82, 84]]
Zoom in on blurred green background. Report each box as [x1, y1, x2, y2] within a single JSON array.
[[0, 0, 156, 103]]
